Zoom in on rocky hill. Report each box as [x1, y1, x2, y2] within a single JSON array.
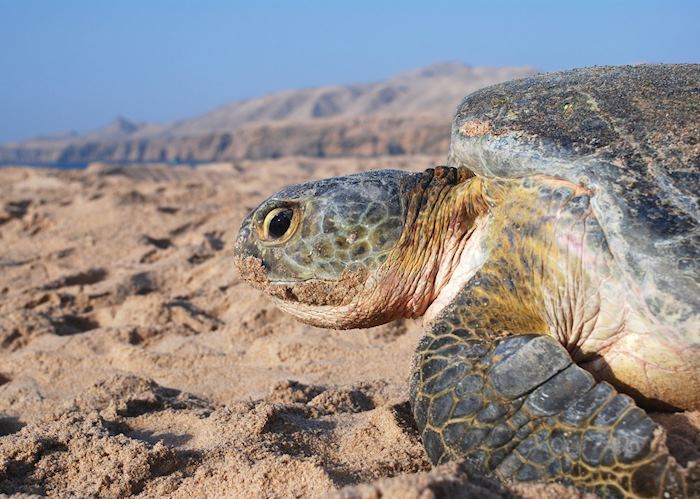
[[0, 63, 536, 165]]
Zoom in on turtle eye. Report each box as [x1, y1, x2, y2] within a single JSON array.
[[262, 207, 296, 242]]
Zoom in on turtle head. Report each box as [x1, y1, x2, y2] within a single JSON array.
[[234, 167, 485, 329]]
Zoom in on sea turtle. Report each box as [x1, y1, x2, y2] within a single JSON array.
[[234, 64, 700, 497]]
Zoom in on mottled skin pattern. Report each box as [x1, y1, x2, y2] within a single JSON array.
[[234, 65, 700, 498], [236, 170, 406, 288]]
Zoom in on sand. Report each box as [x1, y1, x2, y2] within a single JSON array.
[[0, 158, 696, 498]]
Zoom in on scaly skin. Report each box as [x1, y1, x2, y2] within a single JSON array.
[[410, 330, 694, 498], [234, 166, 698, 497]]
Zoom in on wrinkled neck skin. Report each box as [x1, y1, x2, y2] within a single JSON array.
[[380, 168, 490, 325]]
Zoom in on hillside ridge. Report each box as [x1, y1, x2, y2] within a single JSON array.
[[1, 63, 536, 165]]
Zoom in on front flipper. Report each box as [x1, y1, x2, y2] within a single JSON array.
[[409, 327, 697, 498]]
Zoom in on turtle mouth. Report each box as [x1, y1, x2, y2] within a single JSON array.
[[268, 280, 400, 330], [235, 253, 400, 329], [271, 268, 368, 307], [235, 254, 368, 308]]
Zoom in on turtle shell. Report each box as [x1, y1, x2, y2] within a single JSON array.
[[448, 64, 699, 332]]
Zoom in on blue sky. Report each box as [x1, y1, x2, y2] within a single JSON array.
[[1, 0, 698, 143]]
